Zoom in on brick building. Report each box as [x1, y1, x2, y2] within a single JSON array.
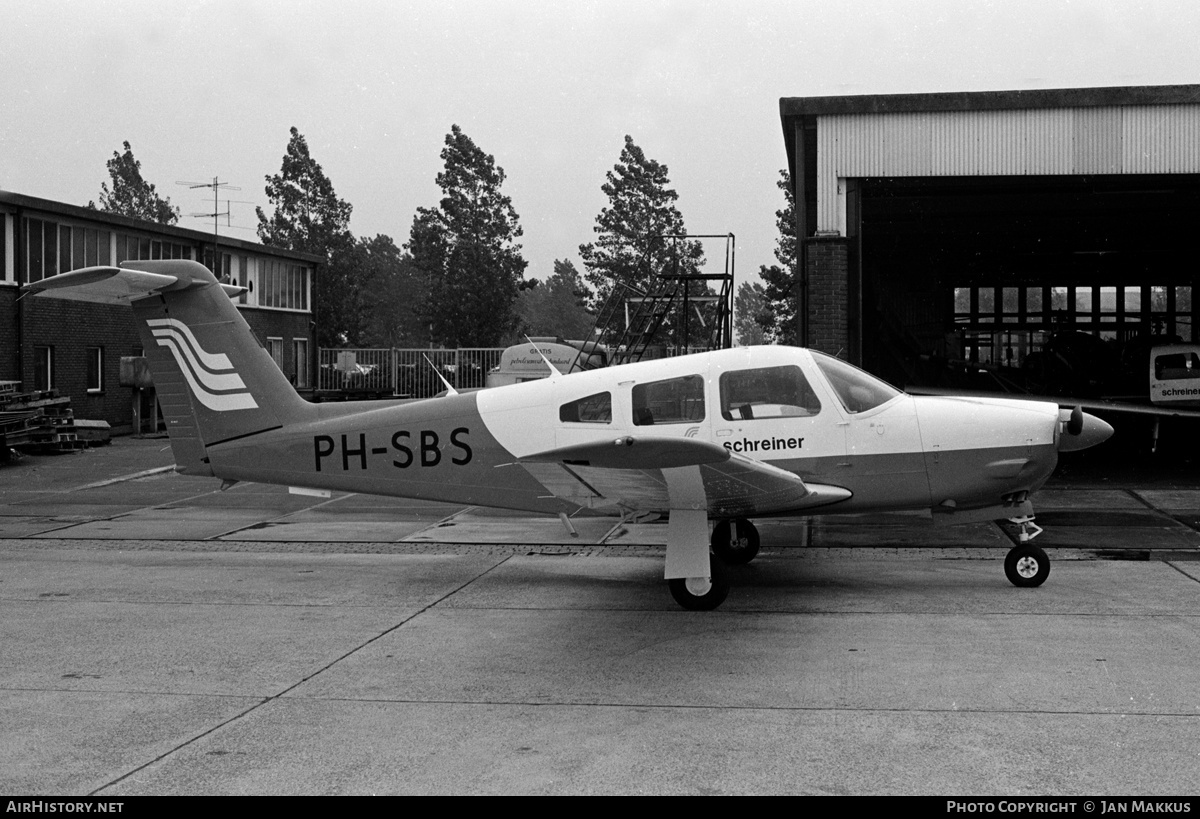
[[0, 191, 320, 431], [779, 85, 1200, 388]]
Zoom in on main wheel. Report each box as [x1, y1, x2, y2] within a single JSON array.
[[710, 518, 760, 565], [668, 558, 730, 611], [1004, 544, 1051, 587]]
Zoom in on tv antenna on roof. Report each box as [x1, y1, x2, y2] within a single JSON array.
[[176, 177, 241, 278]]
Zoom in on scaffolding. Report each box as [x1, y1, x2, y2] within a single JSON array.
[[573, 233, 734, 371]]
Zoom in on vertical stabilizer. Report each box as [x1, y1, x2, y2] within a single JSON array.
[[29, 260, 315, 475]]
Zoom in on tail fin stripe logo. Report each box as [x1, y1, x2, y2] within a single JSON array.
[[147, 318, 258, 412], [147, 318, 234, 371], [151, 328, 247, 392]]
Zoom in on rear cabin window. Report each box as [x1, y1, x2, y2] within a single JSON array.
[[559, 392, 612, 423], [719, 365, 821, 420], [632, 374, 705, 426]]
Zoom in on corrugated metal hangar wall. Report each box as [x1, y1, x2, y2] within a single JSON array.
[[780, 86, 1200, 398]]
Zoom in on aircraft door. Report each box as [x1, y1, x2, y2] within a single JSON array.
[[709, 359, 846, 477]]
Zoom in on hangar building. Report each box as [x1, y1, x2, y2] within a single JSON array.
[[0, 191, 321, 430], [779, 85, 1200, 395]]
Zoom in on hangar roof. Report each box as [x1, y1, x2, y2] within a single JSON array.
[[780, 84, 1200, 120], [779, 85, 1200, 237]]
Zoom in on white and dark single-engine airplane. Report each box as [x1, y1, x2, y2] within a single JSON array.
[[27, 260, 1115, 610]]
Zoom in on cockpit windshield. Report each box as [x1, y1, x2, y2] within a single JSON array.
[[810, 351, 902, 413]]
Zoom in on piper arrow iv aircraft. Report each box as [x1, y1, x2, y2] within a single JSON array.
[[28, 260, 1115, 610]]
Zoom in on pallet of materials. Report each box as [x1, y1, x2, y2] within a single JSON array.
[[0, 388, 110, 459]]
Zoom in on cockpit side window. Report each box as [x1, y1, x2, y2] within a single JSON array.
[[810, 352, 901, 413], [631, 374, 705, 425], [559, 391, 612, 423], [719, 365, 821, 421], [1155, 351, 1200, 380]]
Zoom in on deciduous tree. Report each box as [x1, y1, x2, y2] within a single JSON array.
[[90, 141, 179, 225], [351, 234, 428, 348], [734, 280, 770, 346], [517, 259, 595, 341]]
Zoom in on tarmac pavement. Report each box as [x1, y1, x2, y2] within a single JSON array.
[[1, 437, 1199, 795]]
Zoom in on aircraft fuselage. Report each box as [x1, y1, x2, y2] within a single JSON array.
[[207, 346, 1064, 521]]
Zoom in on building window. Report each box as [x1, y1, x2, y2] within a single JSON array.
[[267, 337, 284, 372], [237, 256, 249, 304], [1, 214, 9, 283], [33, 346, 53, 392], [59, 225, 112, 271], [292, 338, 309, 388], [116, 233, 188, 264], [258, 259, 310, 310], [87, 347, 104, 393]]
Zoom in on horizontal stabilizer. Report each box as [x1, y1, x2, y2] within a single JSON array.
[[24, 265, 180, 304], [24, 262, 242, 305]]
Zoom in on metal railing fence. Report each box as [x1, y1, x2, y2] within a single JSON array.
[[318, 347, 504, 397]]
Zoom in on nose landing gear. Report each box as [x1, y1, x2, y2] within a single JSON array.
[[1004, 514, 1050, 587]]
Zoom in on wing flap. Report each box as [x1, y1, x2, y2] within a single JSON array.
[[518, 436, 851, 516], [518, 436, 730, 469]]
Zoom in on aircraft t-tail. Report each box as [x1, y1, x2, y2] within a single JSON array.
[[27, 261, 1115, 610]]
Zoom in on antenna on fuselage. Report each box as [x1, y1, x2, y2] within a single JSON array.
[[422, 354, 458, 396], [525, 336, 563, 378]]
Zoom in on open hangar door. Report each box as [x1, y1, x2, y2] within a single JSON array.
[[856, 173, 1200, 399]]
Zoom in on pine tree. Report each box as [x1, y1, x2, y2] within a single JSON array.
[[757, 169, 800, 344], [579, 136, 705, 343], [90, 141, 179, 225], [407, 125, 527, 348], [256, 127, 353, 255], [256, 127, 357, 346]]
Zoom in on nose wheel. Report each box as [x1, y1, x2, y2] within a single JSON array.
[[1005, 543, 1050, 587], [1004, 515, 1050, 587]]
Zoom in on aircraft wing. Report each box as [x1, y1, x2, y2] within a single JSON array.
[[516, 436, 851, 517], [906, 386, 1200, 419]]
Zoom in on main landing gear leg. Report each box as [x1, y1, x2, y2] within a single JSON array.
[[710, 518, 760, 565], [1004, 514, 1050, 587]]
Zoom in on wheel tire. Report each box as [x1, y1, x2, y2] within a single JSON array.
[[668, 558, 730, 611], [1004, 544, 1051, 587], [710, 518, 760, 566]]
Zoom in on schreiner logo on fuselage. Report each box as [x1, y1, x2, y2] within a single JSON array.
[[314, 428, 472, 471], [724, 436, 805, 454]]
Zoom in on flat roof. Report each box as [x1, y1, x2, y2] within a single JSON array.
[[780, 84, 1200, 119], [0, 190, 323, 265]]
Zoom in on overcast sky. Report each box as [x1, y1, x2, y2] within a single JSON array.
[[3, 0, 1199, 287]]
